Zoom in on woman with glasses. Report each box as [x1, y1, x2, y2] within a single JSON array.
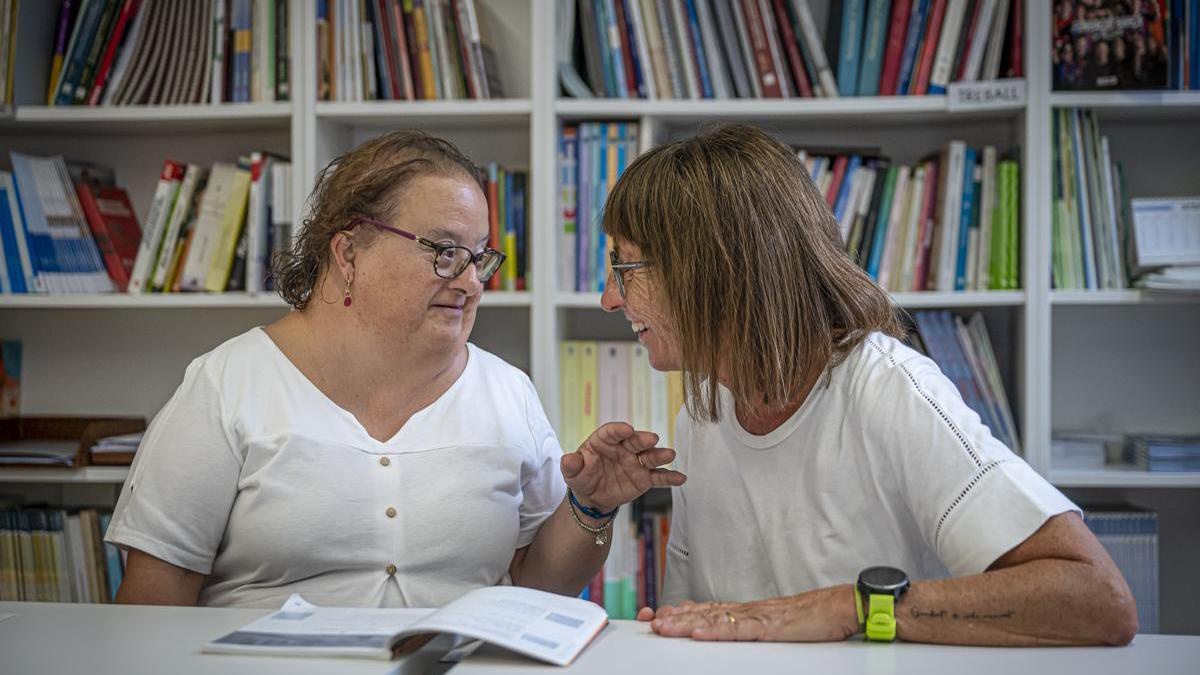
[[602, 124, 1137, 646], [106, 130, 683, 607]]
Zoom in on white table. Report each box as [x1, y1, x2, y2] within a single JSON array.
[[3, 601, 1199, 674]]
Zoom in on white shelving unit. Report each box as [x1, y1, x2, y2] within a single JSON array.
[[0, 0, 1195, 632]]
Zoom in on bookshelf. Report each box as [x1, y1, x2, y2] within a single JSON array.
[[0, 0, 1194, 632]]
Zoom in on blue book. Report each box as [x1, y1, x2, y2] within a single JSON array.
[[99, 512, 124, 602], [575, 125, 591, 292], [856, 0, 892, 96], [866, 166, 898, 279], [683, 0, 713, 98], [954, 148, 977, 291], [601, 0, 628, 98], [837, 0, 867, 96], [1191, 0, 1199, 90], [0, 182, 22, 293], [832, 155, 862, 224], [54, 0, 107, 106], [897, 0, 931, 94], [593, 123, 609, 292], [513, 172, 526, 287]]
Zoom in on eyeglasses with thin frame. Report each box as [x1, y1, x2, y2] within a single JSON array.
[[609, 249, 650, 299], [346, 216, 506, 283]]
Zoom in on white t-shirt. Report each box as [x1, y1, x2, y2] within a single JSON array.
[[662, 332, 1077, 606], [106, 328, 565, 608]]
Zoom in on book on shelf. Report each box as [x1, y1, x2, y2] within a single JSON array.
[[0, 506, 123, 603], [579, 501, 670, 620], [1050, 109, 1197, 292], [1082, 506, 1159, 633], [1123, 435, 1200, 472], [204, 586, 607, 666], [480, 162, 529, 292], [797, 140, 1020, 292], [558, 339, 681, 454], [557, 121, 639, 293], [1051, 431, 1124, 470], [561, 0, 1023, 99], [21, 0, 291, 107], [316, 0, 504, 102], [0, 416, 145, 467], [1052, 0, 1176, 91], [0, 339, 18, 417], [0, 151, 292, 296], [909, 310, 1020, 453]]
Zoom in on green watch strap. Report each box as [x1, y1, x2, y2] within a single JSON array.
[[864, 593, 897, 642]]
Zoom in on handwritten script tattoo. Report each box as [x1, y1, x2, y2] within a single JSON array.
[[910, 608, 1015, 621]]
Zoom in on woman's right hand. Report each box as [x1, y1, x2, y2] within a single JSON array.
[[560, 422, 686, 515]]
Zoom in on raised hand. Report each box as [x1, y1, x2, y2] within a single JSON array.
[[561, 422, 686, 514]]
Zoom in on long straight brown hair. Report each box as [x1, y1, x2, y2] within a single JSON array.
[[604, 124, 903, 423]]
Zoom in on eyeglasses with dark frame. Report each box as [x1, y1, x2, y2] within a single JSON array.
[[346, 216, 506, 283], [609, 249, 650, 299]]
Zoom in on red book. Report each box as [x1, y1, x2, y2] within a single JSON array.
[[375, 0, 401, 100], [1005, 0, 1022, 78], [87, 0, 141, 106], [913, 0, 949, 95], [824, 155, 848, 208], [75, 183, 142, 291], [912, 160, 940, 290], [878, 0, 913, 95], [485, 165, 500, 290], [740, 0, 783, 97], [588, 569, 604, 608], [389, 0, 414, 100], [613, 0, 639, 98], [771, 0, 813, 97]]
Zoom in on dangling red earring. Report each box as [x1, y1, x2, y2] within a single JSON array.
[[343, 278, 353, 307]]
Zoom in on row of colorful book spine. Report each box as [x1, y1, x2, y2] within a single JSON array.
[[317, 0, 504, 102], [0, 508, 120, 604], [564, 0, 1022, 100], [804, 140, 1021, 293]]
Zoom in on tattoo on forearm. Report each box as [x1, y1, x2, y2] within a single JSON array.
[[910, 608, 1015, 621]]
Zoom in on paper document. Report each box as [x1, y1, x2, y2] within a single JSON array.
[[203, 586, 608, 666]]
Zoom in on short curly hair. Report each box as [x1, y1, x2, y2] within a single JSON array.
[[273, 130, 482, 309]]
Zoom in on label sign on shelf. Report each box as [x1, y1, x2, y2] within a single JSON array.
[[947, 79, 1027, 112]]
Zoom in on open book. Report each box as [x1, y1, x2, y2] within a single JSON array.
[[202, 586, 608, 667]]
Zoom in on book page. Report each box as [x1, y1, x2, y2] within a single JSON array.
[[204, 595, 429, 658], [399, 586, 608, 667]]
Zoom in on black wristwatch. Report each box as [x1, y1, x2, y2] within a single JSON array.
[[856, 566, 910, 642]]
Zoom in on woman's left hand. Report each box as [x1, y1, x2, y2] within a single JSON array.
[[637, 586, 860, 642], [561, 422, 686, 514]]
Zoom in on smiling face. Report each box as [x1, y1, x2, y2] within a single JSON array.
[[347, 174, 491, 354], [600, 238, 683, 371]]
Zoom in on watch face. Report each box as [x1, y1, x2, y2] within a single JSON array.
[[860, 566, 908, 591]]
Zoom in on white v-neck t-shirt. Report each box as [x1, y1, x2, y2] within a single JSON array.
[[661, 332, 1077, 606], [106, 328, 566, 608]]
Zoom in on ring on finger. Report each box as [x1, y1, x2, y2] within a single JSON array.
[[638, 454, 648, 470], [725, 611, 736, 625]]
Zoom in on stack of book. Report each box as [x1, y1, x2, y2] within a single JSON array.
[[802, 141, 1020, 292], [562, 0, 1023, 100], [1053, 0, 1196, 91], [558, 340, 683, 455], [1051, 431, 1123, 470], [1082, 507, 1159, 634], [316, 0, 504, 102], [42, 0, 290, 106], [582, 503, 670, 620], [1052, 108, 1132, 291], [0, 507, 122, 603], [910, 310, 1020, 453], [480, 163, 528, 291], [128, 154, 293, 295], [1125, 435, 1200, 472], [1128, 197, 1200, 294], [557, 121, 639, 293]]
